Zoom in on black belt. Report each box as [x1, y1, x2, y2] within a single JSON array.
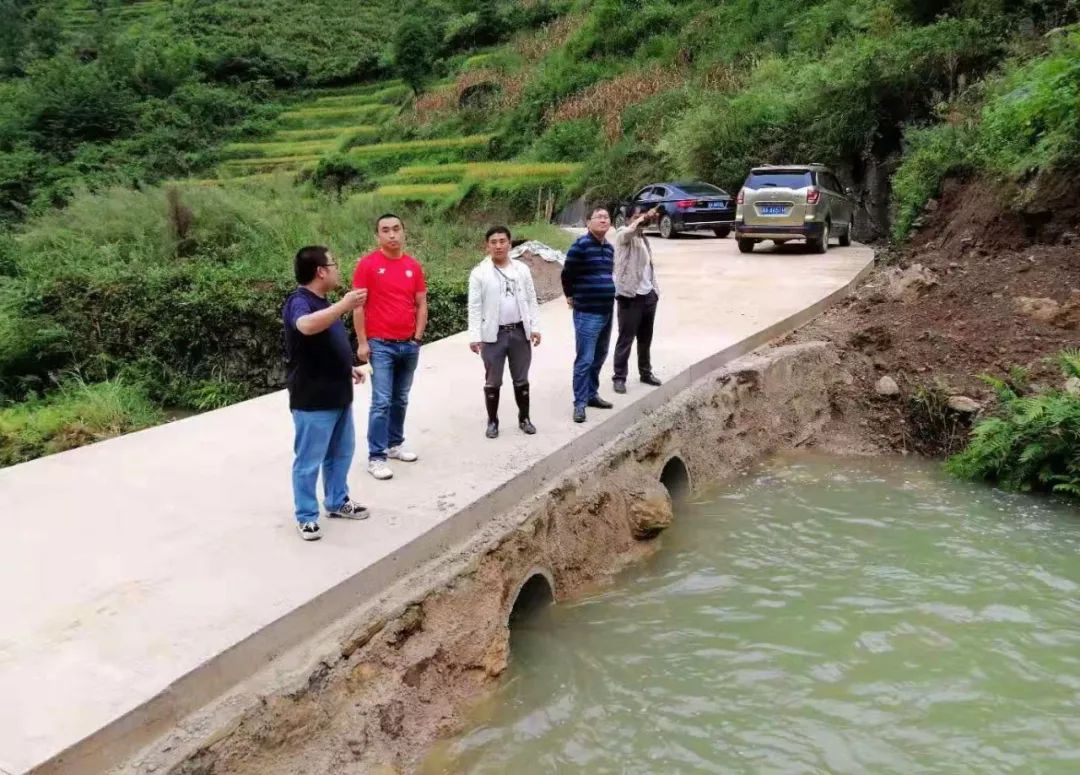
[[499, 322, 524, 331]]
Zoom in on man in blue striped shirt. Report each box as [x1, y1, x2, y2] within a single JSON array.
[[561, 207, 617, 423]]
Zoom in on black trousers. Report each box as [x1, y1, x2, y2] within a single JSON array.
[[613, 290, 658, 381], [481, 323, 532, 388]]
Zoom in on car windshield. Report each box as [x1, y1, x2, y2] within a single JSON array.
[[677, 183, 726, 196], [744, 171, 813, 189]]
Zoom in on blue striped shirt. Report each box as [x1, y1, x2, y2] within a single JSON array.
[[561, 232, 615, 314]]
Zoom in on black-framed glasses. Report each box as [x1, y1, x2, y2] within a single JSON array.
[[320, 261, 337, 268]]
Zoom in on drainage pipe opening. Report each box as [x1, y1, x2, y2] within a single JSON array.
[[660, 456, 691, 502], [509, 572, 554, 630]]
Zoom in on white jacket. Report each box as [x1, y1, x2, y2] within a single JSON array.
[[467, 257, 541, 343]]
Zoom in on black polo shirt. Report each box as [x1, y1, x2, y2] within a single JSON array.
[[282, 287, 354, 411]]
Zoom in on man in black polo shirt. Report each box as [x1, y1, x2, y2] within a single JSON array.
[[283, 246, 370, 541]]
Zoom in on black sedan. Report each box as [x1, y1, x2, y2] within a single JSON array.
[[614, 181, 735, 239]]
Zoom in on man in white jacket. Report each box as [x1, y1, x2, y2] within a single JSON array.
[[468, 226, 542, 438]]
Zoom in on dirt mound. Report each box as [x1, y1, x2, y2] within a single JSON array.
[[911, 176, 1080, 253], [789, 178, 1080, 455], [515, 251, 564, 303]]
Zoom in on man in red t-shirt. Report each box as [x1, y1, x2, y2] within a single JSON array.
[[353, 213, 428, 480]]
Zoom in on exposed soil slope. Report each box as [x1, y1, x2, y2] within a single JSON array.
[[790, 178, 1079, 455]]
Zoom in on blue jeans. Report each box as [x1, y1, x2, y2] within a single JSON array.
[[292, 407, 355, 524], [368, 339, 420, 460], [572, 309, 613, 409]]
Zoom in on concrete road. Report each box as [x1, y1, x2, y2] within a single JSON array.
[[0, 235, 873, 774]]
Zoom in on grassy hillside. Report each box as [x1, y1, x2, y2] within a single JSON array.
[[375, 0, 1078, 238]]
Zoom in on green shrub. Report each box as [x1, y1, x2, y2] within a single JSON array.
[[0, 377, 163, 467], [309, 154, 377, 196], [574, 140, 672, 207], [0, 298, 71, 399], [504, 52, 616, 149], [421, 275, 468, 341], [566, 0, 679, 61], [0, 182, 548, 416], [906, 379, 977, 457], [527, 119, 602, 162], [16, 55, 137, 151], [662, 17, 1000, 191], [660, 84, 794, 192], [976, 29, 1080, 179], [0, 146, 55, 223], [890, 28, 1079, 237], [890, 122, 974, 240], [947, 352, 1080, 498], [181, 0, 399, 87]]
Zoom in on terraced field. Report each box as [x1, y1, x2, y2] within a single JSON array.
[[367, 161, 582, 206], [62, 0, 168, 33], [214, 81, 411, 178], [199, 78, 581, 211]]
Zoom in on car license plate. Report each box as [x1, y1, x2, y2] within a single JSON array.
[[710, 201, 723, 209], [760, 204, 787, 215]]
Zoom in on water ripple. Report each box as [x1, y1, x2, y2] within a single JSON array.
[[424, 453, 1080, 774]]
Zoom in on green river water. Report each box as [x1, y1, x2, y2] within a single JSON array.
[[423, 452, 1080, 774]]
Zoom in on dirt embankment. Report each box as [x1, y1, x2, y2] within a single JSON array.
[[790, 177, 1080, 456]]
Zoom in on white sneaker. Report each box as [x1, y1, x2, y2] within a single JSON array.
[[367, 459, 394, 480], [297, 521, 322, 541], [388, 446, 418, 462]]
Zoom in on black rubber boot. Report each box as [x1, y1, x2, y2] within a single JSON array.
[[484, 386, 500, 438], [514, 383, 536, 434]]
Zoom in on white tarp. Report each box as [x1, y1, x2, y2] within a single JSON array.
[[510, 240, 565, 265]]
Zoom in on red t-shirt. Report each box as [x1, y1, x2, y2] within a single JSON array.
[[352, 250, 427, 340]]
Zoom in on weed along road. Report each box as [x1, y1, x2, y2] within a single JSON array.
[[0, 235, 872, 775]]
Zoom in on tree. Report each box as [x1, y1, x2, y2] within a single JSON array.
[[0, 0, 28, 76], [394, 3, 445, 94], [28, 7, 64, 61]]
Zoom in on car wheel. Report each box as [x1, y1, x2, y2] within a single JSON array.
[[737, 238, 755, 254], [659, 214, 677, 239], [838, 218, 852, 247], [713, 227, 731, 238], [811, 221, 830, 254]]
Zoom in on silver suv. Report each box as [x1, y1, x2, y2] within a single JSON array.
[[734, 165, 855, 253]]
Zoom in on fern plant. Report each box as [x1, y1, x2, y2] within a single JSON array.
[[1059, 349, 1080, 379], [947, 352, 1080, 499]]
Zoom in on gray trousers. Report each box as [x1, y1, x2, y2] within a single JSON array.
[[481, 323, 532, 388]]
